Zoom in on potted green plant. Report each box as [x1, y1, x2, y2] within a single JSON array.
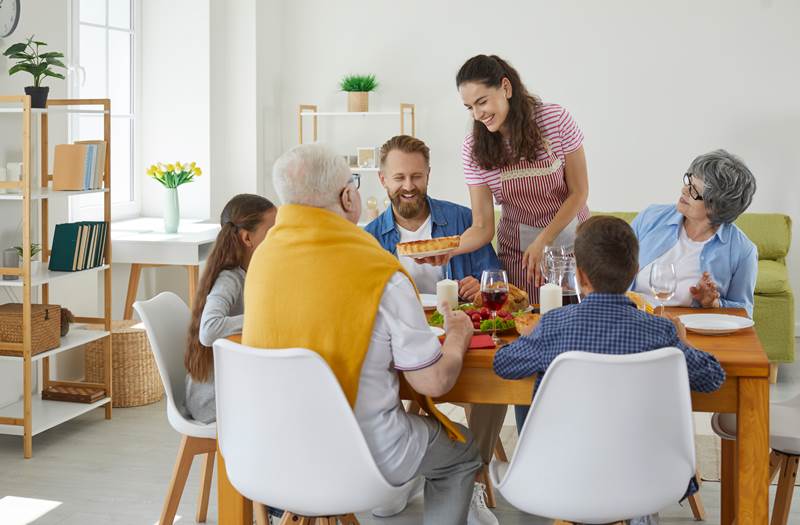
[[3, 35, 66, 108], [340, 74, 378, 112]]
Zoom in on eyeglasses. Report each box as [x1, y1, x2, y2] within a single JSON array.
[[683, 173, 704, 201], [340, 173, 360, 202]]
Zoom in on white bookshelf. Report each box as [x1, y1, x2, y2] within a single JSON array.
[[0, 328, 109, 363], [0, 264, 110, 288], [0, 187, 109, 201], [0, 395, 111, 436]]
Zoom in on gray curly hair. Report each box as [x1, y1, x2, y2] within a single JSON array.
[[688, 149, 756, 225]]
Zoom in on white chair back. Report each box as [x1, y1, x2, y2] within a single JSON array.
[[213, 339, 405, 516], [493, 347, 695, 524], [134, 292, 215, 438]]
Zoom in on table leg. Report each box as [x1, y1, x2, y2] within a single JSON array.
[[187, 265, 199, 310], [217, 448, 252, 524], [123, 263, 143, 320], [720, 438, 736, 525], [736, 377, 769, 523]]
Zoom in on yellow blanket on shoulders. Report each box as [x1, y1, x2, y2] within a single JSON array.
[[242, 204, 463, 441]]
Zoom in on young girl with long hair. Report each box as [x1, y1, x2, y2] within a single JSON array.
[[184, 193, 276, 423]]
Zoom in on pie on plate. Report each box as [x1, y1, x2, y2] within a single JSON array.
[[397, 235, 460, 258]]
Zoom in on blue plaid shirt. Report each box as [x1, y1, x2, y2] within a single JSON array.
[[494, 293, 726, 399]]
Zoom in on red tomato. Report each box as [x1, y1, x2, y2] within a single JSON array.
[[470, 313, 482, 323], [498, 309, 509, 318], [480, 307, 490, 319], [472, 321, 481, 329]]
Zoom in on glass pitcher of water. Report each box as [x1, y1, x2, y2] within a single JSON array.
[[541, 244, 580, 304]]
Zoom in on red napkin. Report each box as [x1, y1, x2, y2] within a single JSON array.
[[469, 334, 496, 349]]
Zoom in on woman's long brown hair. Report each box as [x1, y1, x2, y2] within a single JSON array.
[[456, 54, 544, 170], [185, 194, 275, 382]]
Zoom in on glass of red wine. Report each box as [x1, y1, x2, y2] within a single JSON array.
[[480, 270, 509, 346]]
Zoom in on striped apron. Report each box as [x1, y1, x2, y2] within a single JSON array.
[[497, 144, 589, 303]]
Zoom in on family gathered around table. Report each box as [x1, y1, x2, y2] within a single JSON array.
[[176, 54, 764, 524]]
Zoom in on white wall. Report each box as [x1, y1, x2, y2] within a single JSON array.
[[140, 0, 210, 220], [278, 0, 800, 326]]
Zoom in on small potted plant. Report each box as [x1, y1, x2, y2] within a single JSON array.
[[3, 35, 66, 108], [146, 162, 202, 233], [340, 74, 378, 112], [12, 243, 43, 274]]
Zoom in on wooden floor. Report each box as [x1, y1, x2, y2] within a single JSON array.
[[1, 346, 800, 524]]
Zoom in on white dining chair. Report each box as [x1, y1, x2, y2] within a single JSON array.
[[489, 347, 696, 524], [134, 292, 218, 525], [712, 392, 800, 525], [213, 338, 412, 524]]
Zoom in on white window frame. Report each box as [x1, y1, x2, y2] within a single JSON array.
[[68, 0, 141, 221]]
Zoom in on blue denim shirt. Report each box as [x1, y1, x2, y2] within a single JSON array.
[[631, 204, 758, 317], [364, 196, 500, 282]]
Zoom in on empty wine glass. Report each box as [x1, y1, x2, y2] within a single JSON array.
[[480, 270, 509, 345], [649, 262, 677, 316]]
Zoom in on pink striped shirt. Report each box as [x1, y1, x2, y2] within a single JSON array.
[[462, 102, 584, 205]]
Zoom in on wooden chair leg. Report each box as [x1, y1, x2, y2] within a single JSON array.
[[254, 502, 269, 525], [196, 450, 215, 522], [770, 449, 783, 482], [772, 453, 798, 525], [688, 492, 706, 521], [494, 438, 508, 462], [160, 435, 197, 525]]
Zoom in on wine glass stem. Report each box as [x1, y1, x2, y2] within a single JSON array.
[[492, 310, 498, 343]]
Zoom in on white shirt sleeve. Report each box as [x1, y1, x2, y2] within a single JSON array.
[[379, 272, 442, 371]]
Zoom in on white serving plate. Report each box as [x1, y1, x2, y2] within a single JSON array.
[[678, 313, 754, 335], [429, 326, 445, 337]]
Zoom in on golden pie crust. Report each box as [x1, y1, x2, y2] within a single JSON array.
[[473, 283, 530, 312], [396, 235, 460, 256]]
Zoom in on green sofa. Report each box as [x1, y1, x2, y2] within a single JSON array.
[[492, 208, 795, 363]]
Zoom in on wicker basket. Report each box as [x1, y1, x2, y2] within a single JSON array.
[[0, 303, 61, 357], [84, 320, 164, 407]]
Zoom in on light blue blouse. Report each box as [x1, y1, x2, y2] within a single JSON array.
[[631, 204, 758, 317]]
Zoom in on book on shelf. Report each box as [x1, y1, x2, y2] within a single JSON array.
[[48, 221, 108, 272], [52, 141, 107, 191]]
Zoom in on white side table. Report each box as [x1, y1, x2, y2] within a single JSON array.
[[111, 218, 220, 319]]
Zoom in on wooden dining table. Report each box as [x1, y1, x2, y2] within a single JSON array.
[[217, 307, 769, 524]]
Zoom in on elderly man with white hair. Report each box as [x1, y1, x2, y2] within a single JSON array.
[[242, 143, 495, 525]]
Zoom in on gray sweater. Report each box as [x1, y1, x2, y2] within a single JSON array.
[[184, 267, 245, 423]]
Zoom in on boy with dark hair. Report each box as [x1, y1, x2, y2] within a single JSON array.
[[494, 216, 725, 522], [495, 216, 725, 424]]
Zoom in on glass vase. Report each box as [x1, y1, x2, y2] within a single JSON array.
[[164, 187, 180, 233]]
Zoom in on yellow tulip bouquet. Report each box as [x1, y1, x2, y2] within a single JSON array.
[[146, 162, 202, 188]]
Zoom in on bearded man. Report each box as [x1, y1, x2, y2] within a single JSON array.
[[365, 135, 500, 302]]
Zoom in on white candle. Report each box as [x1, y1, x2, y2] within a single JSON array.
[[540, 283, 563, 315], [436, 279, 459, 314]]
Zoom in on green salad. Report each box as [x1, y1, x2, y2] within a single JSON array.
[[429, 303, 517, 332]]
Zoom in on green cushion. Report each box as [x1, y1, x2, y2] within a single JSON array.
[[756, 260, 790, 295], [734, 213, 792, 260], [592, 211, 638, 224], [753, 292, 796, 363]]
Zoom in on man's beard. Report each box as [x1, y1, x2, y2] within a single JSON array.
[[391, 189, 427, 219]]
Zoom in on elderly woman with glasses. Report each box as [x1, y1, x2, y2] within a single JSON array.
[[631, 149, 758, 316]]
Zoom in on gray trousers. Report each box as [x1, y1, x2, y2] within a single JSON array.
[[411, 416, 483, 525]]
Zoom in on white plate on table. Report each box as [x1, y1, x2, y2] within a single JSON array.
[[420, 294, 438, 309], [429, 326, 445, 337], [678, 313, 754, 335]]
